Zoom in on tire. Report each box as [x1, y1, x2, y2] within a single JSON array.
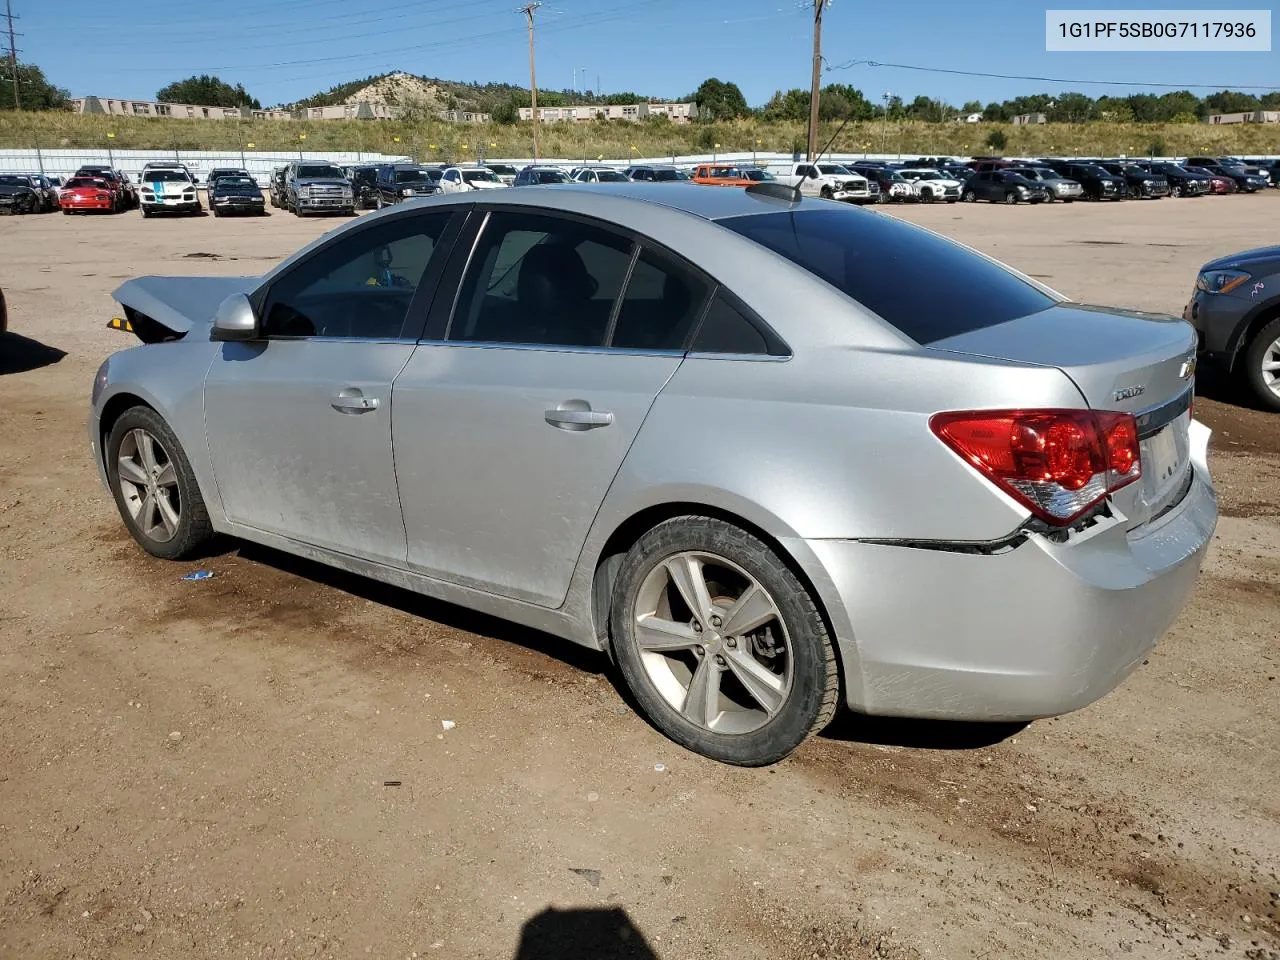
[[105, 406, 215, 561], [1003, 191, 1017, 204], [62, 208, 72, 215], [608, 516, 840, 766], [874, 192, 886, 204], [1043, 191, 1055, 203], [141, 207, 151, 218], [1243, 316, 1280, 412], [962, 189, 976, 202], [820, 185, 833, 200], [920, 188, 933, 203]]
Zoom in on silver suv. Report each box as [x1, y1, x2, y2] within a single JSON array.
[[285, 162, 354, 216]]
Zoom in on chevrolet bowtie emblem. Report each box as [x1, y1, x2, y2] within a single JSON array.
[[1179, 356, 1197, 379]]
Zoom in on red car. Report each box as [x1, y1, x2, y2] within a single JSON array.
[[60, 176, 119, 213], [1186, 166, 1237, 194]]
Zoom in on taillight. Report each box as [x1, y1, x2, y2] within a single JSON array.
[[930, 409, 1141, 525]]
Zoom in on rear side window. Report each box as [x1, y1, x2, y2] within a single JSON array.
[[611, 247, 711, 351], [720, 208, 1055, 344]]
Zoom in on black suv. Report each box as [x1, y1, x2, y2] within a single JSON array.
[[960, 169, 1049, 204], [1185, 157, 1270, 193], [1133, 161, 1211, 198], [374, 164, 442, 207], [1098, 161, 1169, 199], [1042, 160, 1127, 200], [349, 165, 380, 208]]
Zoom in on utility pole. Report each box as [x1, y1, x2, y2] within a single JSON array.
[[520, 2, 541, 161], [805, 0, 827, 161], [5, 0, 19, 110]]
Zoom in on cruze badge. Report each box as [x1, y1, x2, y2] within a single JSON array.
[[1179, 356, 1197, 379], [1114, 384, 1146, 402]]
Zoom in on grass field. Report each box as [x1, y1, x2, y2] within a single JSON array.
[[3, 111, 1280, 160]]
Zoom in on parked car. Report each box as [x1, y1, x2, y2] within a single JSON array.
[[90, 182, 1216, 766], [76, 165, 137, 209], [1006, 166, 1083, 202], [623, 165, 690, 183], [374, 164, 443, 207], [0, 285, 6, 335], [1185, 166, 1238, 194], [960, 170, 1049, 204], [439, 166, 508, 193], [348, 165, 381, 208], [484, 163, 519, 185], [286, 162, 354, 216], [967, 159, 1018, 173], [209, 174, 267, 217], [206, 167, 253, 190], [763, 161, 873, 203], [1258, 159, 1280, 187], [571, 166, 630, 184], [0, 174, 41, 214], [1042, 160, 1127, 200], [58, 175, 118, 214], [848, 164, 914, 202], [1184, 158, 1268, 193], [138, 166, 201, 217], [690, 163, 759, 187], [514, 165, 574, 185], [1097, 161, 1169, 199], [268, 166, 289, 208], [1134, 161, 1211, 198], [895, 168, 962, 202], [1185, 246, 1280, 410], [12, 173, 58, 211]]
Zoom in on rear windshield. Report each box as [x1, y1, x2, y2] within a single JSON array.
[[596, 169, 629, 182], [721, 208, 1055, 344], [217, 176, 256, 187]]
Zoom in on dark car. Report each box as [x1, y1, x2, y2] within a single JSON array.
[[268, 166, 289, 209], [959, 169, 1049, 204], [621, 165, 688, 183], [14, 173, 58, 211], [286, 161, 354, 216], [1134, 161, 1210, 198], [1043, 161, 1127, 200], [375, 164, 443, 207], [1098, 161, 1169, 199], [0, 173, 41, 214], [847, 164, 914, 202], [206, 167, 252, 190], [1184, 246, 1280, 411], [1006, 166, 1083, 202], [0, 285, 6, 336], [349, 164, 380, 208], [209, 174, 267, 217], [1184, 157, 1269, 193]]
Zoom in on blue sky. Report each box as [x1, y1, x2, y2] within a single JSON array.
[[20, 0, 1279, 107]]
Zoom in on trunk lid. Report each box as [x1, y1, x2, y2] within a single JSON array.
[[931, 303, 1198, 531]]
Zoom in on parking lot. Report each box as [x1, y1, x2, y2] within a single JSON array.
[[1, 195, 1277, 960]]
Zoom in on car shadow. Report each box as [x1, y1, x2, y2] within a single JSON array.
[[0, 332, 67, 375], [513, 906, 658, 960], [821, 711, 1027, 750], [233, 541, 610, 677]]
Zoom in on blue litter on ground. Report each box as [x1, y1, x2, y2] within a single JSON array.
[[181, 570, 214, 582]]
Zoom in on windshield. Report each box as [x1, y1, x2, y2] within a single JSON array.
[[217, 177, 256, 187], [886, 172, 907, 182], [722, 207, 1054, 345], [534, 170, 570, 183], [65, 177, 104, 188], [743, 169, 775, 181], [145, 170, 191, 183], [394, 169, 433, 183], [595, 169, 629, 182], [297, 165, 344, 179], [486, 164, 517, 176], [818, 164, 852, 176], [462, 169, 501, 183], [0, 175, 28, 186], [652, 168, 690, 181], [1074, 164, 1109, 177]]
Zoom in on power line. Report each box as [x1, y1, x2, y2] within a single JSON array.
[[825, 57, 1280, 92]]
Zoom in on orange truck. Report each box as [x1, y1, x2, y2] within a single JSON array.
[[689, 163, 758, 187]]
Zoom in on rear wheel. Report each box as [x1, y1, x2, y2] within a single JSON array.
[[105, 406, 214, 560], [609, 517, 839, 766], [1244, 316, 1280, 412]]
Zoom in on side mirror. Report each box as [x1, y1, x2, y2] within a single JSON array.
[[808, 168, 819, 179], [210, 293, 259, 341]]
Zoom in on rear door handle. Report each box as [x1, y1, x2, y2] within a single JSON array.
[[545, 404, 613, 430], [331, 389, 380, 414]]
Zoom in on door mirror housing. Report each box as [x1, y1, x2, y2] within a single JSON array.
[[210, 293, 260, 341]]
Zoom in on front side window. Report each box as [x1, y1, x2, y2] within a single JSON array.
[[721, 207, 1055, 345], [263, 212, 452, 340], [450, 212, 633, 347]]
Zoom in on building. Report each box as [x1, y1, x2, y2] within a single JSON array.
[[70, 96, 486, 123], [297, 102, 398, 121], [1012, 112, 1047, 125], [959, 113, 983, 124], [1205, 110, 1280, 125], [439, 109, 493, 123], [517, 102, 697, 124]]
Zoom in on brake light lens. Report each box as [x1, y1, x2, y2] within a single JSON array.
[[930, 409, 1142, 525]]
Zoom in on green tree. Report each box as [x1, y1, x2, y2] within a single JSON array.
[[820, 84, 877, 121], [982, 101, 1008, 122], [1202, 90, 1260, 115], [0, 60, 69, 110], [1155, 90, 1201, 120], [760, 88, 809, 122], [1169, 111, 1199, 124], [491, 98, 519, 124], [962, 100, 983, 114], [156, 75, 261, 109], [1094, 97, 1134, 122], [691, 77, 748, 121], [1125, 93, 1161, 121], [1046, 92, 1094, 123], [985, 128, 1008, 151]]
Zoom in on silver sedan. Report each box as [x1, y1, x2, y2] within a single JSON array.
[[89, 183, 1218, 765]]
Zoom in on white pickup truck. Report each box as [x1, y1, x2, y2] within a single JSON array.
[[763, 161, 877, 204]]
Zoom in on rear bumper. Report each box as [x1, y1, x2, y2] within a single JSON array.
[[798, 422, 1217, 721]]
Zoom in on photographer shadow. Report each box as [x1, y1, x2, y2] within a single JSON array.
[[514, 906, 658, 960]]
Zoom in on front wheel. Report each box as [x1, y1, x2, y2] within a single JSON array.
[[609, 517, 839, 766], [1004, 191, 1017, 204], [1244, 316, 1280, 412], [105, 406, 215, 560], [962, 189, 976, 202]]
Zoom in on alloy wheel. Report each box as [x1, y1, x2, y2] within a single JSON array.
[[631, 551, 793, 735], [1261, 334, 1280, 399], [116, 428, 182, 543]]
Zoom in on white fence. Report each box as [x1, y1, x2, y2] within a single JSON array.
[[0, 148, 412, 184]]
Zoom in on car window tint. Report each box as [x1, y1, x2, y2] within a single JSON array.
[[691, 294, 769, 355], [611, 247, 711, 351], [451, 211, 633, 347], [721, 207, 1055, 345], [263, 212, 451, 340]]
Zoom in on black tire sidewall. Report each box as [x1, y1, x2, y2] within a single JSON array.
[[1244, 316, 1280, 412], [609, 516, 836, 766], [105, 406, 211, 560]]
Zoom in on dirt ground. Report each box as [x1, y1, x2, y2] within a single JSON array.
[[1, 195, 1277, 960]]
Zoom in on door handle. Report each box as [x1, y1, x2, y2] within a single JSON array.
[[545, 404, 613, 430], [331, 390, 380, 414]]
